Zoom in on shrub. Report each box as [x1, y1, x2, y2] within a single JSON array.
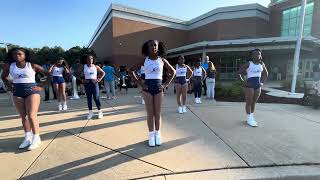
[[281, 79, 304, 92], [228, 82, 244, 97]]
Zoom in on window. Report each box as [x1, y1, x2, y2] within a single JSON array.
[[281, 2, 314, 37]]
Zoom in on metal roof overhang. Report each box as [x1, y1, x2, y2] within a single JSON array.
[[167, 36, 320, 58]]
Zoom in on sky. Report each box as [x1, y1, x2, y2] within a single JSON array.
[[0, 0, 270, 50]]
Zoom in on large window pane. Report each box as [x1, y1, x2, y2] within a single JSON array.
[[306, 2, 314, 15], [281, 1, 314, 37]]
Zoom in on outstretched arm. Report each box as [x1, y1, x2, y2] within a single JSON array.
[[186, 65, 193, 79], [162, 58, 176, 88], [237, 62, 250, 83], [96, 65, 106, 83], [129, 61, 145, 88]]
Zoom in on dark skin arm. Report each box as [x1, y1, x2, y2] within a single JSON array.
[[129, 61, 145, 89], [186, 65, 193, 79], [237, 62, 250, 83], [96, 65, 106, 83], [48, 64, 55, 74], [161, 58, 176, 90], [201, 66, 207, 81], [32, 64, 50, 90], [63, 61, 70, 74]]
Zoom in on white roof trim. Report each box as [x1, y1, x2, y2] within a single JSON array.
[[167, 36, 320, 54], [88, 3, 270, 47], [187, 3, 269, 25]]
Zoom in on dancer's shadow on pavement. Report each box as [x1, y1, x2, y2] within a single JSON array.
[[20, 133, 197, 180], [0, 115, 146, 154]]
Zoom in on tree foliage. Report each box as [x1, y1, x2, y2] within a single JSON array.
[[0, 45, 92, 65]]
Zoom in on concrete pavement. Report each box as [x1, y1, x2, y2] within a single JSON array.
[[0, 89, 320, 179]]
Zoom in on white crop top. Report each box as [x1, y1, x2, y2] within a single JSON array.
[[52, 66, 64, 77], [144, 57, 163, 80], [9, 62, 36, 84], [193, 67, 202, 77], [246, 61, 263, 78], [84, 64, 97, 80], [176, 64, 187, 77]]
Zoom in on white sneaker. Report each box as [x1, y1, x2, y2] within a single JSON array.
[[178, 106, 183, 114], [28, 135, 41, 151], [182, 106, 187, 113], [58, 105, 62, 111], [195, 98, 199, 104], [148, 132, 155, 147], [247, 115, 258, 127], [87, 111, 93, 120], [98, 110, 103, 119], [63, 104, 68, 111], [19, 135, 33, 149], [155, 131, 162, 146], [198, 98, 202, 104]]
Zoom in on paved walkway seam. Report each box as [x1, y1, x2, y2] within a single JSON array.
[[19, 130, 63, 179], [63, 130, 175, 174], [186, 105, 251, 167], [134, 163, 320, 180]]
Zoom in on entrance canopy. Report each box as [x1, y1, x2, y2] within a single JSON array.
[[167, 36, 320, 58]]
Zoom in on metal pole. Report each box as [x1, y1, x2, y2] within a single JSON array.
[[290, 0, 307, 94]]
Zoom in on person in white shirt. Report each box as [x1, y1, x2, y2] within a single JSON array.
[[175, 55, 192, 114], [237, 49, 268, 127], [192, 59, 207, 104], [1, 48, 49, 150], [78, 53, 105, 120], [48, 58, 70, 111], [129, 40, 176, 147]]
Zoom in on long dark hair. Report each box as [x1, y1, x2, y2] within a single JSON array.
[[6, 48, 32, 64], [81, 53, 96, 65], [141, 40, 166, 57]]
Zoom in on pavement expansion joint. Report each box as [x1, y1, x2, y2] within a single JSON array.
[[133, 163, 320, 180], [62, 130, 175, 173], [186, 105, 251, 167], [19, 130, 63, 179]]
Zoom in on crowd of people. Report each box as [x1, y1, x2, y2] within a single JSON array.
[[0, 40, 269, 150]]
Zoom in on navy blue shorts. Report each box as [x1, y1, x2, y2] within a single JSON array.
[[13, 83, 41, 98], [175, 77, 187, 85], [143, 79, 162, 96], [246, 77, 261, 90], [52, 76, 65, 84]]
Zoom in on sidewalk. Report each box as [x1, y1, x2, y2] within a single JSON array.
[[0, 89, 320, 179], [263, 81, 304, 99]]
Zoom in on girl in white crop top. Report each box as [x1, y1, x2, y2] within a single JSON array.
[[129, 40, 176, 147], [192, 60, 207, 104], [9, 62, 36, 84], [80, 54, 105, 120], [144, 56, 163, 79], [175, 56, 193, 114], [49, 58, 70, 111], [1, 48, 49, 151], [237, 49, 268, 127]]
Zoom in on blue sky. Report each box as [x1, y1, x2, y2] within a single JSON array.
[[0, 0, 270, 50]]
